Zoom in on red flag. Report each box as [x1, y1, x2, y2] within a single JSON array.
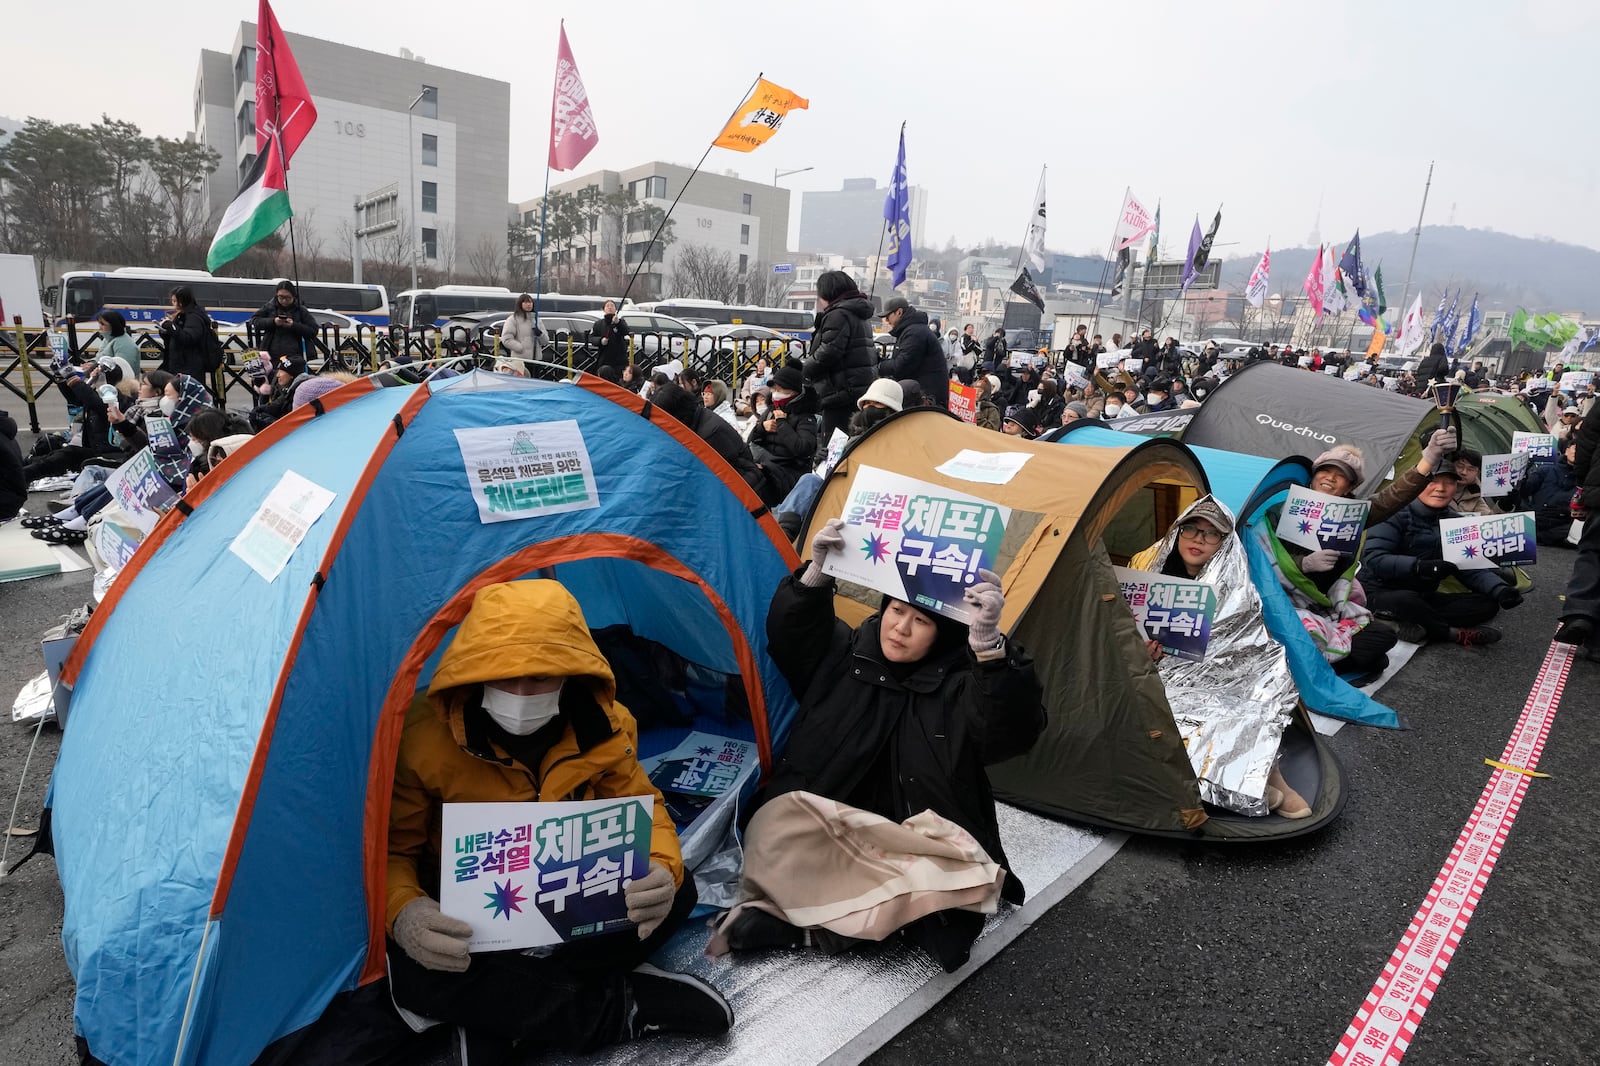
[[255, 0, 318, 164], [548, 24, 599, 171]]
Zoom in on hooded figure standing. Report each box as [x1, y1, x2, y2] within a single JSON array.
[[802, 270, 877, 441], [384, 581, 732, 1057], [709, 520, 1046, 972]]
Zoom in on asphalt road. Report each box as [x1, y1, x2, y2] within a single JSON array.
[[0, 474, 1592, 1066]]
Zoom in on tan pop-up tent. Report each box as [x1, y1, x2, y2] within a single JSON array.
[[800, 408, 1347, 841]]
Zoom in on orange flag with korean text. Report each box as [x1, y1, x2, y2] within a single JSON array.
[[712, 78, 809, 152]]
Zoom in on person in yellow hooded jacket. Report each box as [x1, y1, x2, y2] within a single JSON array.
[[384, 580, 733, 1058]]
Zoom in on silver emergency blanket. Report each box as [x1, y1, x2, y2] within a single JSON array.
[[1146, 496, 1299, 816]]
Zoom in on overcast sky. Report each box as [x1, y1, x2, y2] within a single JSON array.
[[3, 0, 1597, 261]]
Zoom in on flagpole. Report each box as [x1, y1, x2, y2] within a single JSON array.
[[1393, 160, 1433, 354], [618, 72, 763, 307], [265, 30, 301, 290], [996, 164, 1043, 337], [867, 120, 905, 307], [533, 162, 552, 336], [1089, 188, 1130, 341]]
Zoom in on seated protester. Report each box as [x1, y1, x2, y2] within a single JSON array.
[[746, 365, 820, 502], [1102, 391, 1129, 420], [1555, 408, 1581, 451], [385, 581, 731, 1055], [249, 355, 311, 431], [1001, 406, 1041, 439], [20, 364, 119, 482], [1131, 497, 1308, 818], [1451, 448, 1500, 516], [0, 407, 23, 523], [292, 372, 359, 411], [975, 373, 1003, 431], [1361, 465, 1524, 646], [772, 380, 901, 539], [710, 521, 1044, 972], [1143, 379, 1176, 413], [702, 379, 737, 427], [180, 409, 234, 490], [1062, 400, 1089, 425], [652, 383, 768, 501], [897, 378, 929, 409], [1516, 440, 1579, 546], [1029, 377, 1065, 431], [729, 393, 758, 440], [739, 356, 772, 401]]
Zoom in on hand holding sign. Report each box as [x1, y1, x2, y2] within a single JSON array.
[[963, 568, 1004, 650], [1276, 486, 1369, 553], [623, 861, 675, 939]]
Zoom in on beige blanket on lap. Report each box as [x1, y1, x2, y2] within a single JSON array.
[[706, 790, 1004, 955]]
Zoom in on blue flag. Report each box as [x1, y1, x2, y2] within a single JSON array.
[[1456, 293, 1482, 354], [1428, 290, 1448, 338], [1439, 289, 1461, 352], [1180, 217, 1202, 290], [883, 126, 912, 287], [1337, 231, 1366, 298]]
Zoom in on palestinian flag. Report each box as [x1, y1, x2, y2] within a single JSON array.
[[206, 148, 291, 271]]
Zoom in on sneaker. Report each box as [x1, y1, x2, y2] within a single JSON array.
[[1391, 621, 1429, 644], [625, 963, 733, 1039], [1554, 617, 1595, 646], [1450, 625, 1502, 647]]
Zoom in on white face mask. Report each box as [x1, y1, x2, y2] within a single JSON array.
[[481, 682, 564, 736], [1146, 394, 1164, 406], [188, 439, 205, 457], [159, 396, 178, 417], [1106, 404, 1123, 416]]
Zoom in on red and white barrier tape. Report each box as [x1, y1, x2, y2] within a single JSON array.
[[1327, 640, 1573, 1066]]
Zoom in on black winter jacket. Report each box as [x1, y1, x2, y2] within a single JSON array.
[[1363, 498, 1513, 598], [1574, 403, 1600, 499], [761, 571, 1046, 907], [878, 310, 949, 408], [802, 297, 876, 411], [60, 377, 116, 455], [747, 389, 820, 495], [1414, 347, 1450, 383], [0, 408, 24, 520], [158, 307, 211, 379], [1517, 458, 1577, 544], [653, 384, 766, 496], [591, 313, 630, 370], [249, 300, 318, 359]]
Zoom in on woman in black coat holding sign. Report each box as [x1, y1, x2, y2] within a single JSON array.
[[157, 286, 212, 381], [713, 519, 1044, 973]]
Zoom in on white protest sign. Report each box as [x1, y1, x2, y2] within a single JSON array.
[[816, 428, 849, 476], [441, 797, 654, 951], [1112, 566, 1218, 662], [454, 420, 600, 524], [1478, 453, 1525, 498], [228, 470, 337, 582], [104, 448, 179, 536], [1275, 486, 1369, 552], [935, 449, 1033, 485], [1559, 371, 1592, 392], [1125, 358, 1144, 374], [1097, 351, 1121, 369], [1438, 512, 1538, 570], [1511, 432, 1558, 460], [1062, 362, 1091, 390]]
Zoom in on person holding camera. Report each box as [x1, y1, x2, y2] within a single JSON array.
[[250, 280, 318, 363]]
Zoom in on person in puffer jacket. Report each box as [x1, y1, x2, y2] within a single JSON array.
[[801, 270, 876, 441]]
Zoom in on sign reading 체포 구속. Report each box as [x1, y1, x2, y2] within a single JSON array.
[[1511, 432, 1558, 460], [440, 797, 654, 951], [454, 420, 600, 524], [820, 465, 1010, 624], [1275, 485, 1370, 552], [1438, 512, 1538, 570], [1112, 566, 1217, 662]]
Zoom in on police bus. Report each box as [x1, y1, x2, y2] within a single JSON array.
[[633, 299, 813, 340], [391, 286, 620, 330], [57, 268, 388, 328]]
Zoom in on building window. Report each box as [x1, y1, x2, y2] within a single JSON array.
[[418, 85, 438, 118], [742, 193, 753, 214], [738, 254, 748, 273], [421, 133, 438, 166], [236, 101, 256, 145], [238, 153, 257, 186], [638, 176, 666, 200], [421, 181, 437, 213], [421, 227, 438, 260], [740, 224, 750, 246], [234, 47, 255, 93]]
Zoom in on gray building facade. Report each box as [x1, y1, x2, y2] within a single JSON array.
[[798, 177, 927, 258], [193, 25, 510, 278]]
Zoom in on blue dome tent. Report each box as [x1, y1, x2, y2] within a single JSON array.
[[1049, 422, 1401, 729], [45, 372, 800, 1066]]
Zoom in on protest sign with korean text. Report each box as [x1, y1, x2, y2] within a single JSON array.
[[454, 420, 600, 524], [1061, 362, 1091, 390], [947, 381, 978, 424], [103, 448, 179, 536], [1478, 453, 1528, 498], [1439, 512, 1538, 570], [820, 465, 1009, 624], [1511, 432, 1558, 460], [642, 732, 758, 828], [1275, 486, 1370, 552], [142, 415, 181, 454], [441, 797, 654, 951], [227, 470, 337, 582], [1559, 371, 1592, 393], [1112, 566, 1217, 662]]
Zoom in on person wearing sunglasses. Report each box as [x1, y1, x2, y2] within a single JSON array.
[[1129, 496, 1309, 820]]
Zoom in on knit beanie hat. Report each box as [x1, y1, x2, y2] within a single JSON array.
[[1311, 444, 1366, 486], [292, 375, 346, 410]]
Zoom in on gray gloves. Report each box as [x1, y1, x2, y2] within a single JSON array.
[[1300, 548, 1345, 574], [1422, 428, 1459, 468], [393, 896, 473, 973], [623, 861, 676, 939], [964, 568, 1005, 651], [802, 517, 846, 588]]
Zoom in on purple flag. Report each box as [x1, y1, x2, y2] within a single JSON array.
[[1181, 217, 1202, 290]]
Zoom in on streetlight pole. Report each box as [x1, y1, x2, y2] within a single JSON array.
[[773, 166, 813, 186], [405, 87, 432, 292]]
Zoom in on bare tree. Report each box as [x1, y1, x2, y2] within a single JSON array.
[[668, 242, 739, 301], [467, 233, 507, 287]]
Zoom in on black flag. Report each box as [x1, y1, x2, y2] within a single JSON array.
[[1191, 208, 1222, 273], [1010, 267, 1045, 312], [1110, 247, 1132, 298]]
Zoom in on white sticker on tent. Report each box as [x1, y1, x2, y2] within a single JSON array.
[[454, 420, 600, 524], [228, 470, 337, 583], [935, 449, 1033, 485]]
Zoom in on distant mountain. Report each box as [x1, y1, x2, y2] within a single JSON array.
[[1217, 227, 1600, 314]]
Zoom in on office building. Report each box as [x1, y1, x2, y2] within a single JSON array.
[[193, 26, 510, 280], [798, 178, 927, 258], [514, 163, 791, 301]]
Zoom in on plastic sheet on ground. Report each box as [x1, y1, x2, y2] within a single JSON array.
[[12, 671, 54, 724], [545, 803, 1120, 1066]]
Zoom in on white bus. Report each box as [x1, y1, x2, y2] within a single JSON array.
[[392, 286, 622, 329], [634, 299, 814, 340], [57, 268, 387, 328]]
